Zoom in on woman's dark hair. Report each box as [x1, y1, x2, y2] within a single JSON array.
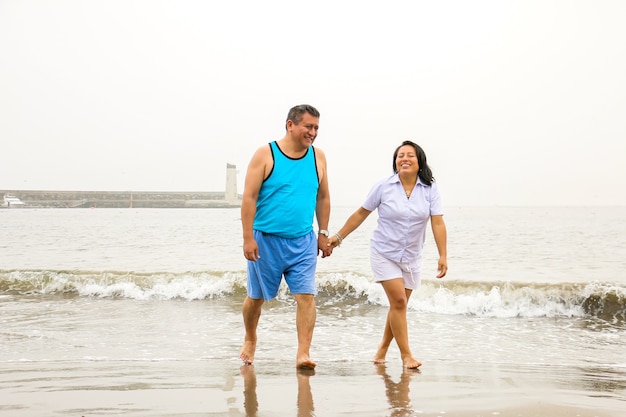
[[392, 140, 434, 186]]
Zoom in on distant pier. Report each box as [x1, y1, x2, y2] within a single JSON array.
[[0, 190, 242, 208], [1, 164, 242, 209]]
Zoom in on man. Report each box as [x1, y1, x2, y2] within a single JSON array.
[[240, 104, 331, 369]]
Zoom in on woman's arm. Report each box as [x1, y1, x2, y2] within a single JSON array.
[[327, 207, 372, 248], [431, 214, 448, 278]]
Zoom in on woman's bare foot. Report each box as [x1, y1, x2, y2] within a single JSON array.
[[296, 355, 317, 369], [402, 356, 422, 369], [240, 340, 256, 365], [373, 345, 389, 364]]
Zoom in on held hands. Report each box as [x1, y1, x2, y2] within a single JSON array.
[[327, 232, 343, 250], [326, 234, 342, 249], [318, 235, 333, 258]]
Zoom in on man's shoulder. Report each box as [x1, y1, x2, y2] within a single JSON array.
[[252, 142, 273, 159], [312, 145, 326, 162]]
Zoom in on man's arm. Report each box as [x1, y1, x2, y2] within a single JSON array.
[[314, 148, 331, 257], [241, 145, 271, 261]]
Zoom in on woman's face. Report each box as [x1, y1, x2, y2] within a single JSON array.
[[395, 145, 419, 174]]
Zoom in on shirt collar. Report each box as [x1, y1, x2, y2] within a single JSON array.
[[389, 173, 425, 186]]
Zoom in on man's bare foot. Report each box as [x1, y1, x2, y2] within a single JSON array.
[[403, 357, 422, 369], [296, 356, 317, 369], [240, 340, 256, 365]]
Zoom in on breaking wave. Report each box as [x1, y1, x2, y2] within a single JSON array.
[[1, 269, 625, 322]]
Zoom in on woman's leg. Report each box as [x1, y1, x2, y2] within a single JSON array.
[[373, 312, 393, 363], [379, 279, 421, 368]]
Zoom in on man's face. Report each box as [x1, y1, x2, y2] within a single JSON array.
[[289, 112, 319, 147]]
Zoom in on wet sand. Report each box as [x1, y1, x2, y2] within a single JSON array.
[[1, 357, 623, 416]]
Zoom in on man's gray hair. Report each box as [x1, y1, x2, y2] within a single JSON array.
[[286, 104, 320, 126]]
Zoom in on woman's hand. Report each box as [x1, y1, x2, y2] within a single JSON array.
[[327, 234, 342, 249], [436, 257, 448, 278]]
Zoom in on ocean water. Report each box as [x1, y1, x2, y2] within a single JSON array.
[[1, 206, 625, 415]]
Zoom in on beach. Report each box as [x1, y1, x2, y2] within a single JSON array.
[[1, 206, 625, 416]]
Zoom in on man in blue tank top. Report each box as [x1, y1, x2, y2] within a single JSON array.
[[240, 104, 332, 369]]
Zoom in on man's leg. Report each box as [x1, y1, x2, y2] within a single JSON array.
[[240, 296, 264, 365], [293, 293, 316, 369]]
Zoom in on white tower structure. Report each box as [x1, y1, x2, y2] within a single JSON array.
[[225, 163, 239, 204]]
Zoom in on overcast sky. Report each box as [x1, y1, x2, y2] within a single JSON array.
[[1, 0, 625, 206]]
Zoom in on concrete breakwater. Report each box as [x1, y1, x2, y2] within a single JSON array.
[[1, 190, 241, 208]]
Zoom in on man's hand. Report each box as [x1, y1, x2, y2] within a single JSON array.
[[318, 235, 332, 258], [243, 238, 260, 261]]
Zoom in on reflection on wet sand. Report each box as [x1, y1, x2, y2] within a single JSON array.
[[296, 368, 315, 417], [376, 364, 420, 417], [240, 365, 258, 417], [239, 365, 315, 417]]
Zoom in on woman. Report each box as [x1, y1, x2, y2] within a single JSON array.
[[327, 140, 447, 368]]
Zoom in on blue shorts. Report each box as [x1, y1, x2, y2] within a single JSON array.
[[247, 230, 318, 300]]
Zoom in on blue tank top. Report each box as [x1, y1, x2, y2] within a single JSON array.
[[253, 141, 319, 238]]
